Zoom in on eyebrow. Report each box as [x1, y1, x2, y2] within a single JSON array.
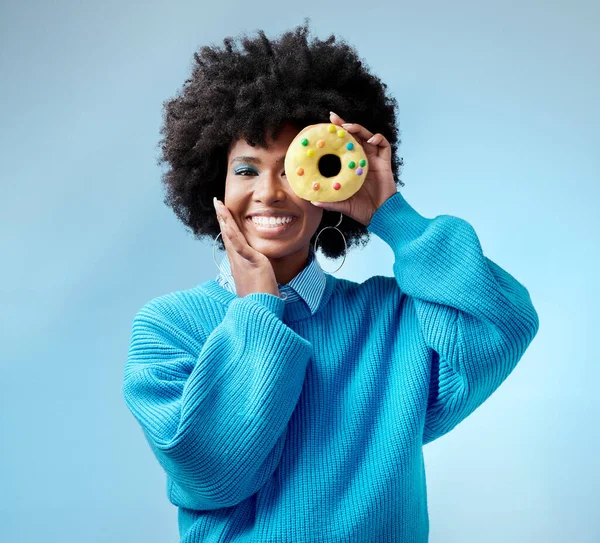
[[231, 155, 286, 167]]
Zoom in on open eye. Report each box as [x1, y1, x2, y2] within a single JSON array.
[[235, 168, 257, 176]]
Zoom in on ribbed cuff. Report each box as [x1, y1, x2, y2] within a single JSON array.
[[242, 292, 286, 319]]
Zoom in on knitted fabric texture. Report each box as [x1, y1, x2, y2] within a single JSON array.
[[122, 191, 540, 542]]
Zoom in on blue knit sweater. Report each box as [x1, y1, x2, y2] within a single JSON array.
[[122, 191, 539, 542]]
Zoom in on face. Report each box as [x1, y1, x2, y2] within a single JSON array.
[[224, 122, 324, 261]]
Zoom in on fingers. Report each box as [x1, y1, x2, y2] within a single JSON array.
[[329, 111, 346, 125], [330, 111, 373, 141], [341, 123, 391, 153], [329, 112, 390, 162], [214, 198, 231, 251], [214, 198, 254, 261], [364, 131, 392, 165], [341, 122, 374, 144]]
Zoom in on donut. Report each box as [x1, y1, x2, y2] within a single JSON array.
[[284, 123, 369, 203]]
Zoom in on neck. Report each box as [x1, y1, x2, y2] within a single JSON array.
[[269, 245, 311, 286]]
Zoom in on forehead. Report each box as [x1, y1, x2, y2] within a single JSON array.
[[228, 123, 302, 159]]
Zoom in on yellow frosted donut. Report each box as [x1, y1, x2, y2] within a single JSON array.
[[284, 123, 369, 203]]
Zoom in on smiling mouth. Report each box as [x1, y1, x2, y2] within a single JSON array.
[[246, 216, 299, 235]]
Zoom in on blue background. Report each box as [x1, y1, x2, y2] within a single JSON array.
[[1, 1, 598, 541]]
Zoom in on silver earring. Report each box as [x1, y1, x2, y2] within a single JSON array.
[[312, 212, 347, 274], [213, 231, 224, 272]]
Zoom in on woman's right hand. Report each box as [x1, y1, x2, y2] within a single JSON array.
[[214, 197, 281, 299]]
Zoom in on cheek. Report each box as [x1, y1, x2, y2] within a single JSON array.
[[304, 208, 324, 232], [223, 186, 244, 216]]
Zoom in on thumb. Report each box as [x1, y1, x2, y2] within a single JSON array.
[[311, 200, 345, 213]]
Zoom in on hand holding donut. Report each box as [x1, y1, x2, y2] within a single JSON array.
[[309, 112, 398, 227]]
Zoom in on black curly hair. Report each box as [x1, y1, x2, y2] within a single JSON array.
[[157, 19, 404, 259]]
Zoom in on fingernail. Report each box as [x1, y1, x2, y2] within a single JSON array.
[[213, 197, 217, 207], [367, 136, 375, 143], [342, 123, 352, 128], [330, 111, 337, 117]]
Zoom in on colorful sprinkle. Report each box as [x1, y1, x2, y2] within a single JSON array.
[[337, 129, 346, 138], [348, 161, 356, 169], [356, 168, 363, 175], [359, 159, 367, 167], [301, 138, 309, 146], [317, 140, 325, 148], [296, 167, 304, 176], [307, 149, 315, 157], [312, 182, 320, 190], [328, 125, 336, 133], [346, 142, 354, 150], [333, 182, 341, 190]]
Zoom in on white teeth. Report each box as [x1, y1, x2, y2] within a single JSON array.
[[251, 216, 294, 226]]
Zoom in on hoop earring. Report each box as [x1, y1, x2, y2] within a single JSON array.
[[213, 231, 224, 272], [212, 212, 347, 274], [312, 212, 347, 274]]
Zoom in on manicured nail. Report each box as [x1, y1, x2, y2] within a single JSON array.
[[342, 123, 352, 128], [367, 136, 375, 143], [213, 197, 217, 207], [330, 111, 337, 117]]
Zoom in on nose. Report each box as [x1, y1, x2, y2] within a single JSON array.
[[253, 170, 288, 204]]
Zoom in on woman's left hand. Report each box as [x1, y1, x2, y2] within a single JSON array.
[[310, 112, 398, 226]]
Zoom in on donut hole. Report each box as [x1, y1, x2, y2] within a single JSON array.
[[318, 154, 342, 178]]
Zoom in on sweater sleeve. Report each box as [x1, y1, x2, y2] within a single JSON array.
[[366, 191, 540, 445], [121, 292, 313, 510]]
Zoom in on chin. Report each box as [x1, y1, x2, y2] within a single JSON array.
[[247, 238, 300, 258]]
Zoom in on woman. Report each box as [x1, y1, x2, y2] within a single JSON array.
[[122, 21, 540, 542]]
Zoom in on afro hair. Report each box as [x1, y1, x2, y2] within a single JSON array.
[[157, 19, 404, 259]]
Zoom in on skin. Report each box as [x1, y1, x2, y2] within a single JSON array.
[[220, 121, 324, 287], [214, 111, 398, 294]]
